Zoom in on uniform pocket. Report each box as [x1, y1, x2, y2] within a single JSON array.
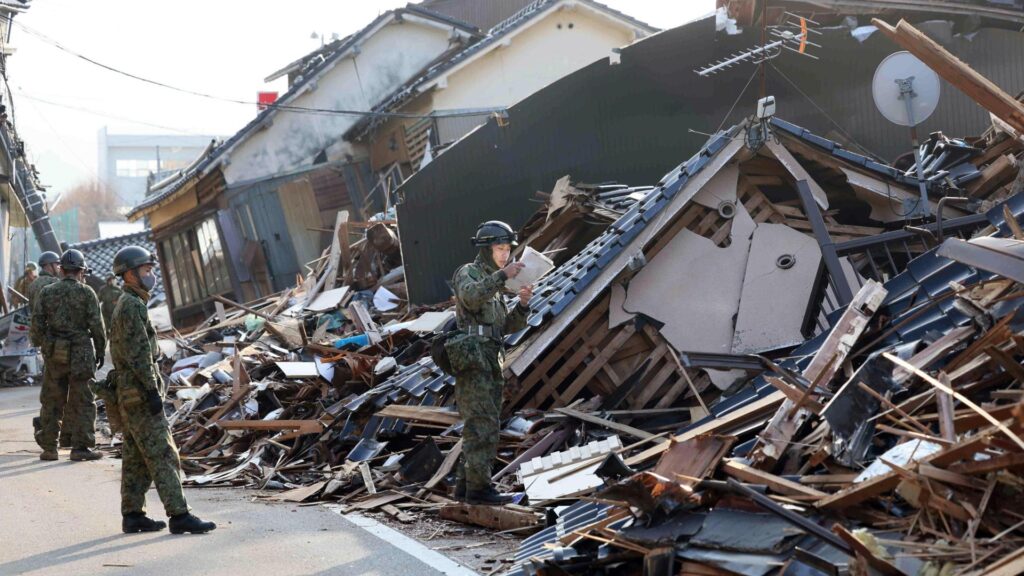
[[52, 338, 71, 364]]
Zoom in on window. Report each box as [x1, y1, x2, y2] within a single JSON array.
[[115, 159, 159, 178], [160, 218, 232, 308]]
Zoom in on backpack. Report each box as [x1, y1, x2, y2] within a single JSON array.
[[429, 316, 460, 375]]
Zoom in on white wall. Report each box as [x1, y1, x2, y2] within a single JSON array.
[[223, 20, 459, 186], [430, 5, 637, 112]]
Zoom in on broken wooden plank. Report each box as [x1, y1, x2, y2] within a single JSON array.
[[417, 440, 462, 498], [884, 353, 1024, 451], [752, 280, 887, 467], [376, 405, 461, 427], [218, 419, 325, 435], [268, 480, 327, 502]]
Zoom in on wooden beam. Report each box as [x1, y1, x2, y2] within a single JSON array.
[[217, 419, 324, 435], [625, 391, 784, 467], [872, 18, 1024, 134], [439, 503, 543, 532], [555, 407, 666, 443], [721, 459, 828, 499]]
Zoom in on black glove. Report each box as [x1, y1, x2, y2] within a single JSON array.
[[96, 356, 104, 370], [145, 388, 163, 416]]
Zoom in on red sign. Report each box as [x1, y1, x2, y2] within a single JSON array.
[[257, 92, 279, 111]]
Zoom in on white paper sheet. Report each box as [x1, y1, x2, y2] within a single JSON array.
[[305, 286, 350, 313], [505, 246, 554, 292], [373, 286, 401, 311]]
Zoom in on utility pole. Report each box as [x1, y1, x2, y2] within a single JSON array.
[[1, 126, 60, 254]]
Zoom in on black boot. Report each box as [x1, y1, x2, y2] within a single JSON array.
[[122, 513, 166, 533], [169, 513, 216, 534], [70, 448, 103, 461], [466, 485, 514, 506]]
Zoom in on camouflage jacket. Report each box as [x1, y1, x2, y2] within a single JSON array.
[[452, 255, 529, 337], [27, 271, 58, 310], [98, 284, 122, 328], [13, 274, 33, 303], [110, 285, 160, 392], [30, 277, 106, 371]]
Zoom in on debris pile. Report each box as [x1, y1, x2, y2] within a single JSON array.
[[94, 19, 1024, 573]]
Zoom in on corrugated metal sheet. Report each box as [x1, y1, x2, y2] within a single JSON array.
[[397, 15, 1024, 303]]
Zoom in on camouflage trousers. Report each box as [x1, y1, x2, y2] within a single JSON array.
[[35, 360, 96, 451], [454, 347, 504, 492], [116, 384, 188, 517]]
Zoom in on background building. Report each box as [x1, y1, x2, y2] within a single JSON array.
[[97, 127, 219, 207]]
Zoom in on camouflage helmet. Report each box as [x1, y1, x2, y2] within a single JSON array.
[[112, 246, 156, 277], [59, 249, 89, 272], [471, 220, 518, 247], [38, 251, 60, 267], [24, 261, 38, 272]]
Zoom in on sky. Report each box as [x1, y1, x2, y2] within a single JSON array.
[[9, 1, 714, 198]]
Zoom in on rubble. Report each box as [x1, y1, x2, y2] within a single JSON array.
[[86, 19, 1024, 576]]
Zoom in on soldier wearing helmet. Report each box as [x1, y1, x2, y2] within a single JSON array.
[[446, 221, 533, 505], [13, 261, 38, 306], [30, 249, 105, 462], [97, 273, 122, 336], [107, 246, 216, 535]]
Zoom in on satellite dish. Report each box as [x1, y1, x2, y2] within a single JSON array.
[[872, 51, 940, 127]]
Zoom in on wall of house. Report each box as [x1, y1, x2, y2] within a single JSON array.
[[222, 21, 460, 187], [147, 188, 199, 231], [430, 5, 636, 113]]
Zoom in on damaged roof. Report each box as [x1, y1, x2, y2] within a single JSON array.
[[69, 229, 164, 301], [126, 6, 480, 222], [345, 0, 659, 141]]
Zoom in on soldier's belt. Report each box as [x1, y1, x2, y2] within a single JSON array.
[[465, 324, 502, 339]]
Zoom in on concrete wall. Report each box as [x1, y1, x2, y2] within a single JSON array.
[[222, 20, 461, 186], [98, 129, 216, 207], [430, 4, 637, 112]]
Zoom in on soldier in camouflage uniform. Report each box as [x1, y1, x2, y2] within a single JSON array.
[[110, 246, 216, 535], [27, 251, 60, 309], [446, 221, 532, 505], [13, 262, 37, 307], [97, 273, 122, 336], [30, 250, 105, 462]]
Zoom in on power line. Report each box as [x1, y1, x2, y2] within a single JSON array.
[[12, 19, 501, 121], [768, 61, 880, 161], [23, 95, 133, 207], [15, 90, 205, 134]]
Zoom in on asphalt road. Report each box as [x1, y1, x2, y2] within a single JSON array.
[[0, 385, 473, 576]]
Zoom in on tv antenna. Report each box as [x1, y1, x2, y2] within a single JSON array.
[[696, 13, 821, 77], [872, 51, 941, 220]]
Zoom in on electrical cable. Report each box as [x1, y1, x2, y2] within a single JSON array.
[[15, 90, 204, 134], [23, 96, 133, 207], [715, 65, 761, 135], [767, 61, 881, 161], [12, 19, 503, 120]]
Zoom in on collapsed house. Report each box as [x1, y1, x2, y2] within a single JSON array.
[[91, 10, 1024, 575], [92, 105, 1024, 575]]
